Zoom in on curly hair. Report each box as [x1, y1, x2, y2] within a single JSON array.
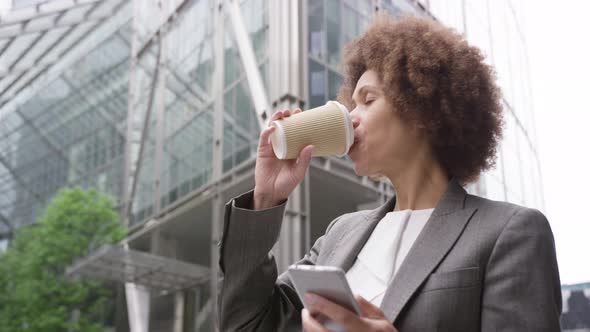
[[338, 13, 503, 184]]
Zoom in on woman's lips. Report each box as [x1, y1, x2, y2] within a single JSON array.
[[349, 135, 360, 155]]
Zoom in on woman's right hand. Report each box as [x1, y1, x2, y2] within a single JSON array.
[[253, 109, 314, 210]]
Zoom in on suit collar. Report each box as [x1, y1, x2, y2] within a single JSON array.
[[326, 177, 476, 322], [379, 178, 477, 322], [328, 178, 466, 269], [430, 177, 467, 216]]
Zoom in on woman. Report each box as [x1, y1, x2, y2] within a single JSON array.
[[218, 14, 561, 331]]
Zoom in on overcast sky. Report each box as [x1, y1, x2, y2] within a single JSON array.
[[0, 0, 588, 284], [0, 1, 8, 14], [522, 0, 590, 285]]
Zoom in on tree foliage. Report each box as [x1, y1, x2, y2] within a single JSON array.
[[0, 187, 126, 332]]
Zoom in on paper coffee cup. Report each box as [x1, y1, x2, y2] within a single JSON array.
[[270, 101, 353, 160]]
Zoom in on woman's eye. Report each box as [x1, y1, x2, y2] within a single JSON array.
[[365, 99, 375, 105]]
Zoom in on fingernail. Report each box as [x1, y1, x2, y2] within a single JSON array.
[[305, 293, 319, 305]]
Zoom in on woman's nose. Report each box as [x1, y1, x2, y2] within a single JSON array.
[[351, 117, 360, 129]]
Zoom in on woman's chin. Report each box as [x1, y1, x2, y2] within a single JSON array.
[[350, 148, 370, 176], [352, 162, 368, 176]]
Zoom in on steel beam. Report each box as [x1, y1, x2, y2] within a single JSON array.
[[124, 37, 161, 220], [0, 0, 104, 27], [0, 37, 15, 58], [0, 210, 13, 232], [121, 6, 138, 222], [210, 0, 225, 326], [33, 60, 128, 134], [117, 47, 206, 217], [227, 0, 271, 130], [117, 32, 209, 112], [122, 1, 149, 331], [4, 31, 47, 73], [0, 0, 131, 122], [152, 20, 168, 215], [0, 10, 115, 40], [0, 153, 44, 204], [132, 0, 191, 60], [0, 0, 109, 99], [193, 296, 213, 331]]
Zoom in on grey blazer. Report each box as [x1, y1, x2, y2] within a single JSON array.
[[218, 179, 562, 331]]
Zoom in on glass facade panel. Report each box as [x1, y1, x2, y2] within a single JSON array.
[[0, 13, 132, 230], [342, 4, 358, 44], [326, 0, 342, 67], [224, 28, 241, 86], [328, 70, 343, 102], [220, 0, 267, 175], [309, 59, 326, 108], [241, 0, 268, 62], [160, 0, 215, 212], [501, 113, 524, 205], [135, 1, 165, 47], [308, 0, 324, 59], [428, 0, 543, 209], [120, 0, 266, 220], [129, 39, 158, 225], [308, 0, 372, 110]]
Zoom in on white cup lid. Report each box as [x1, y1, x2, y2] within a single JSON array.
[[328, 101, 353, 156], [270, 121, 287, 159]]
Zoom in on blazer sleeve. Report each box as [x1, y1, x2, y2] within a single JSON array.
[[217, 189, 339, 332], [481, 207, 562, 331]]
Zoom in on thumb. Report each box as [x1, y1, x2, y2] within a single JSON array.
[[294, 145, 314, 178], [355, 294, 386, 319]]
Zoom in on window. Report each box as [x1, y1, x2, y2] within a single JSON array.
[[309, 0, 325, 59], [309, 59, 326, 108]]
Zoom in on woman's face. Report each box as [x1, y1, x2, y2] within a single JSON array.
[[348, 70, 424, 178]]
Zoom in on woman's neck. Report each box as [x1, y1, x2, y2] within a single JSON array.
[[384, 155, 450, 212]]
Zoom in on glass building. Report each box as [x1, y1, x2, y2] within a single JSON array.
[[561, 282, 590, 330], [0, 0, 544, 330], [427, 0, 544, 210]]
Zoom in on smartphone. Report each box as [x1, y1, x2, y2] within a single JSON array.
[[287, 264, 361, 332]]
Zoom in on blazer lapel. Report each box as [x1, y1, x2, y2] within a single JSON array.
[[328, 195, 397, 271], [380, 178, 477, 323]]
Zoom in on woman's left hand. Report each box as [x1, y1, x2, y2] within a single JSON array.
[[302, 293, 398, 332]]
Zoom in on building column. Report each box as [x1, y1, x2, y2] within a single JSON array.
[[124, 282, 150, 332]]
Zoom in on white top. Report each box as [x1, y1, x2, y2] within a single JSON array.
[[345, 208, 435, 307]]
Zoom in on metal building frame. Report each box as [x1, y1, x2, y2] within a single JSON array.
[[0, 0, 131, 235]]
